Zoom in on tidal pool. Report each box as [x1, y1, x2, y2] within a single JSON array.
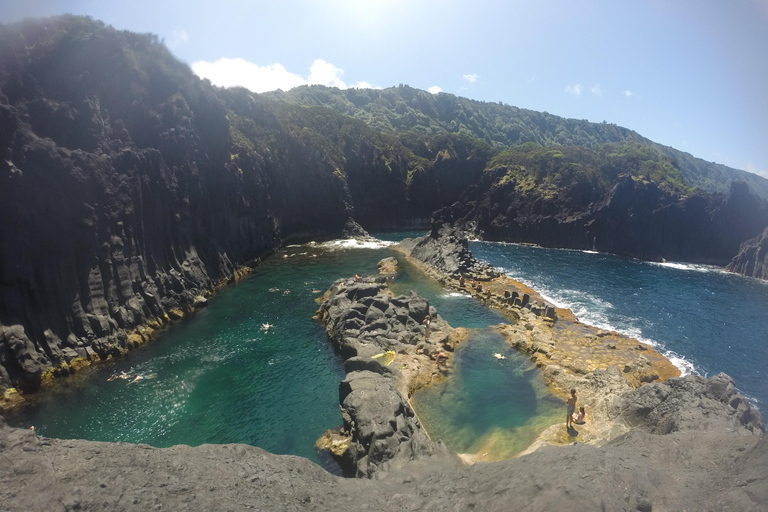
[[413, 328, 563, 461]]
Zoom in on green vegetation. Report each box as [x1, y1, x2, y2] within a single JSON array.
[[266, 84, 768, 199], [484, 142, 689, 204], [3, 15, 765, 204]]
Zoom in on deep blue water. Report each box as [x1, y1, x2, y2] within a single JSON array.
[[471, 241, 768, 408]]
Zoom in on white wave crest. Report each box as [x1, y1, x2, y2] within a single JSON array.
[[321, 238, 394, 249], [496, 265, 700, 377], [647, 261, 723, 274], [440, 291, 472, 299]]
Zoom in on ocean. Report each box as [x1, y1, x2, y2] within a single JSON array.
[[470, 241, 768, 408]]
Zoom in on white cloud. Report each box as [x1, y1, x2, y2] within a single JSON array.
[[428, 85, 442, 94], [565, 83, 583, 97], [191, 57, 377, 93], [462, 73, 479, 84], [590, 84, 604, 96], [191, 58, 305, 92], [624, 90, 634, 97], [350, 81, 380, 89], [308, 59, 346, 88]]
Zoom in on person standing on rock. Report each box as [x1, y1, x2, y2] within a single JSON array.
[[422, 315, 431, 340], [566, 388, 578, 428]]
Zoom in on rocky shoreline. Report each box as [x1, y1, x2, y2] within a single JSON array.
[[391, 226, 761, 454], [312, 273, 459, 478], [0, 230, 766, 510]]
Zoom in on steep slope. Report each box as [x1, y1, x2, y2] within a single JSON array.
[[0, 16, 278, 392], [434, 144, 768, 264], [268, 84, 768, 200], [726, 226, 768, 280], [0, 16, 493, 393], [2, 15, 768, 395]]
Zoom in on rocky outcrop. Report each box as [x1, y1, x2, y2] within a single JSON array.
[[611, 372, 764, 435], [315, 276, 457, 478], [399, 225, 501, 280], [0, 17, 479, 397], [726, 226, 768, 280], [3, 15, 768, 399]]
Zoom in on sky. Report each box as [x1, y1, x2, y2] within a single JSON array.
[[1, 0, 767, 178]]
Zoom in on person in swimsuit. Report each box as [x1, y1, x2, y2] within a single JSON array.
[[572, 406, 586, 425], [566, 388, 578, 428], [422, 315, 431, 340], [128, 374, 145, 384]]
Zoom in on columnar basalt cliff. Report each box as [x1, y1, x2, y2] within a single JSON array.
[[727, 226, 768, 280], [3, 14, 768, 400], [0, 17, 488, 395], [435, 153, 768, 265]]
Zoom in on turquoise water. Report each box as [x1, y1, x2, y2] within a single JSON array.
[[7, 235, 552, 465], [471, 241, 768, 408], [413, 329, 562, 460]]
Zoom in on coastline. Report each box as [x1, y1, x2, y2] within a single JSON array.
[[390, 229, 683, 460], [0, 233, 764, 510], [0, 263, 258, 414]]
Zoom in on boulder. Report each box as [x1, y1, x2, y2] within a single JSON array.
[[610, 373, 764, 435]]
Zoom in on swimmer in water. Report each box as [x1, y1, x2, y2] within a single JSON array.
[[269, 287, 279, 292], [127, 373, 156, 384], [283, 289, 291, 295], [128, 374, 145, 384], [493, 353, 506, 360], [261, 323, 273, 331]]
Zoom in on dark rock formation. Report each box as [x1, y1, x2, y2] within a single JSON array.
[[315, 277, 456, 478], [0, 17, 482, 394], [611, 372, 764, 435], [727, 226, 768, 280], [399, 224, 501, 280], [3, 15, 768, 395], [1, 406, 766, 511], [439, 171, 768, 266]]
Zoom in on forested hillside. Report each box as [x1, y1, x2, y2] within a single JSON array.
[[268, 85, 768, 199]]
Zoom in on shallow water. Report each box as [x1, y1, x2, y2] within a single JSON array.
[[412, 329, 562, 460], [14, 235, 761, 465]]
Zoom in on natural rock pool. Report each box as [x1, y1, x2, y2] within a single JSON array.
[[412, 328, 562, 461], [6, 234, 563, 466]]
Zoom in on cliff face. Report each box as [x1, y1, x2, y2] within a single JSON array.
[[0, 18, 276, 392], [0, 17, 493, 393], [438, 157, 768, 265], [726, 226, 768, 280]]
